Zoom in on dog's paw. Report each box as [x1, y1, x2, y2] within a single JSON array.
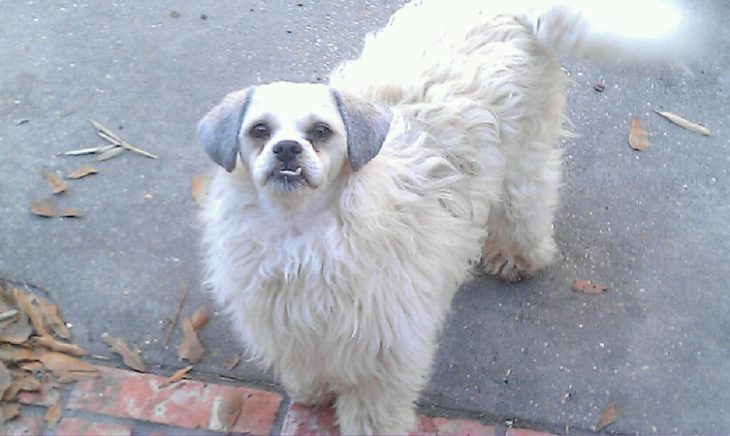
[[482, 238, 549, 282]]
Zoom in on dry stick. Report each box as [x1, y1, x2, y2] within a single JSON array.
[[163, 282, 190, 347], [89, 119, 158, 159]]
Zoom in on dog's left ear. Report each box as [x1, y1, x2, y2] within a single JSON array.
[[331, 89, 391, 172], [197, 87, 254, 172]]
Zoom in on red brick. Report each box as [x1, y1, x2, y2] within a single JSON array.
[[281, 403, 497, 436], [506, 428, 554, 436], [68, 366, 282, 434], [418, 416, 496, 436], [5, 414, 43, 436], [282, 403, 339, 435], [56, 417, 132, 436]]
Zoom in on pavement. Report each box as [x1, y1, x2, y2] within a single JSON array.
[[1, 0, 728, 434]]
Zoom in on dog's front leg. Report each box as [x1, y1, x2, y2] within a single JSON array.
[[335, 374, 420, 435], [281, 372, 333, 408]]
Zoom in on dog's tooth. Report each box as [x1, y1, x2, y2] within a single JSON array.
[[294, 168, 302, 176]]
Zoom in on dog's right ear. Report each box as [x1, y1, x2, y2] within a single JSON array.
[[197, 87, 254, 172]]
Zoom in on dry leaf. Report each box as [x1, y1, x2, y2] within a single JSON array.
[[101, 333, 146, 372], [3, 375, 42, 401], [59, 207, 83, 218], [65, 165, 98, 179], [96, 146, 125, 161], [0, 310, 33, 345], [159, 365, 193, 388], [655, 110, 710, 136], [190, 306, 209, 332], [177, 318, 205, 364], [12, 288, 48, 337], [55, 370, 99, 383], [0, 344, 41, 362], [42, 169, 67, 194], [37, 299, 71, 340], [225, 354, 241, 371], [0, 361, 10, 399], [34, 335, 85, 357], [596, 403, 622, 431], [191, 174, 211, 207], [211, 390, 243, 433], [628, 116, 650, 151], [44, 396, 62, 428], [572, 279, 608, 294], [39, 351, 98, 378], [30, 197, 60, 218], [0, 402, 20, 422], [18, 361, 44, 373]]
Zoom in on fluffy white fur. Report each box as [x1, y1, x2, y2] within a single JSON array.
[[199, 1, 692, 433]]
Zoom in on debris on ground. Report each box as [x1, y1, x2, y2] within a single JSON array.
[[628, 116, 650, 151], [654, 110, 711, 136], [571, 279, 608, 294], [595, 403, 622, 431], [89, 119, 158, 159], [0, 280, 96, 428], [65, 166, 98, 180], [41, 169, 67, 195], [159, 365, 193, 389], [102, 333, 147, 372], [177, 305, 208, 365], [30, 197, 83, 219]]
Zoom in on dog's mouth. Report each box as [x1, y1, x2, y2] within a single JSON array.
[[266, 166, 312, 190]]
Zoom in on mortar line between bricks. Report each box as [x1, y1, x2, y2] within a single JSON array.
[[59, 409, 232, 436], [270, 393, 293, 435]]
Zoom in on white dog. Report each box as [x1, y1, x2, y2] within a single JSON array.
[[198, 1, 694, 433]]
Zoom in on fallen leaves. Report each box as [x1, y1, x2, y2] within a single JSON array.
[[628, 116, 650, 151], [159, 365, 193, 389], [39, 352, 99, 381], [190, 306, 209, 332], [33, 336, 85, 357], [0, 281, 98, 426], [30, 197, 83, 219], [44, 396, 62, 428], [177, 305, 209, 364], [655, 110, 711, 136], [102, 333, 146, 372], [213, 390, 243, 433], [42, 169, 67, 194], [65, 165, 98, 180], [178, 318, 205, 364], [596, 403, 622, 431], [572, 279, 608, 295]]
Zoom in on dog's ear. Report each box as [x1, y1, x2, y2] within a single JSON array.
[[197, 87, 254, 172], [331, 89, 391, 172]]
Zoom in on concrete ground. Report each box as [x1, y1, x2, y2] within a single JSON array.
[[1, 0, 728, 433]]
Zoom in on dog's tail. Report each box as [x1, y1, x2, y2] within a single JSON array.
[[522, 0, 702, 63]]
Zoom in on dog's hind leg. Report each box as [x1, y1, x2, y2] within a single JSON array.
[[482, 139, 562, 282]]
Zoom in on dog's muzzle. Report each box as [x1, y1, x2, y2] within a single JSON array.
[[267, 140, 308, 189]]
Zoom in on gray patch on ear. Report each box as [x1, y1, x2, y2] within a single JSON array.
[[197, 87, 253, 172], [332, 89, 391, 172]]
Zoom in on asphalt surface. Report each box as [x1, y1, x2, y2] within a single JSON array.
[[1, 1, 728, 433]]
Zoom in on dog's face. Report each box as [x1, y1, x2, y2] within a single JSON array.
[[198, 82, 391, 205]]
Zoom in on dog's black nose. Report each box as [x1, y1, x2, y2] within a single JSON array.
[[272, 140, 303, 164]]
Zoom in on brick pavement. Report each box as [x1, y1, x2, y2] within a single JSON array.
[[5, 364, 554, 436]]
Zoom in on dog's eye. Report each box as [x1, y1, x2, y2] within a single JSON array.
[[249, 123, 270, 140], [310, 123, 332, 141]]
